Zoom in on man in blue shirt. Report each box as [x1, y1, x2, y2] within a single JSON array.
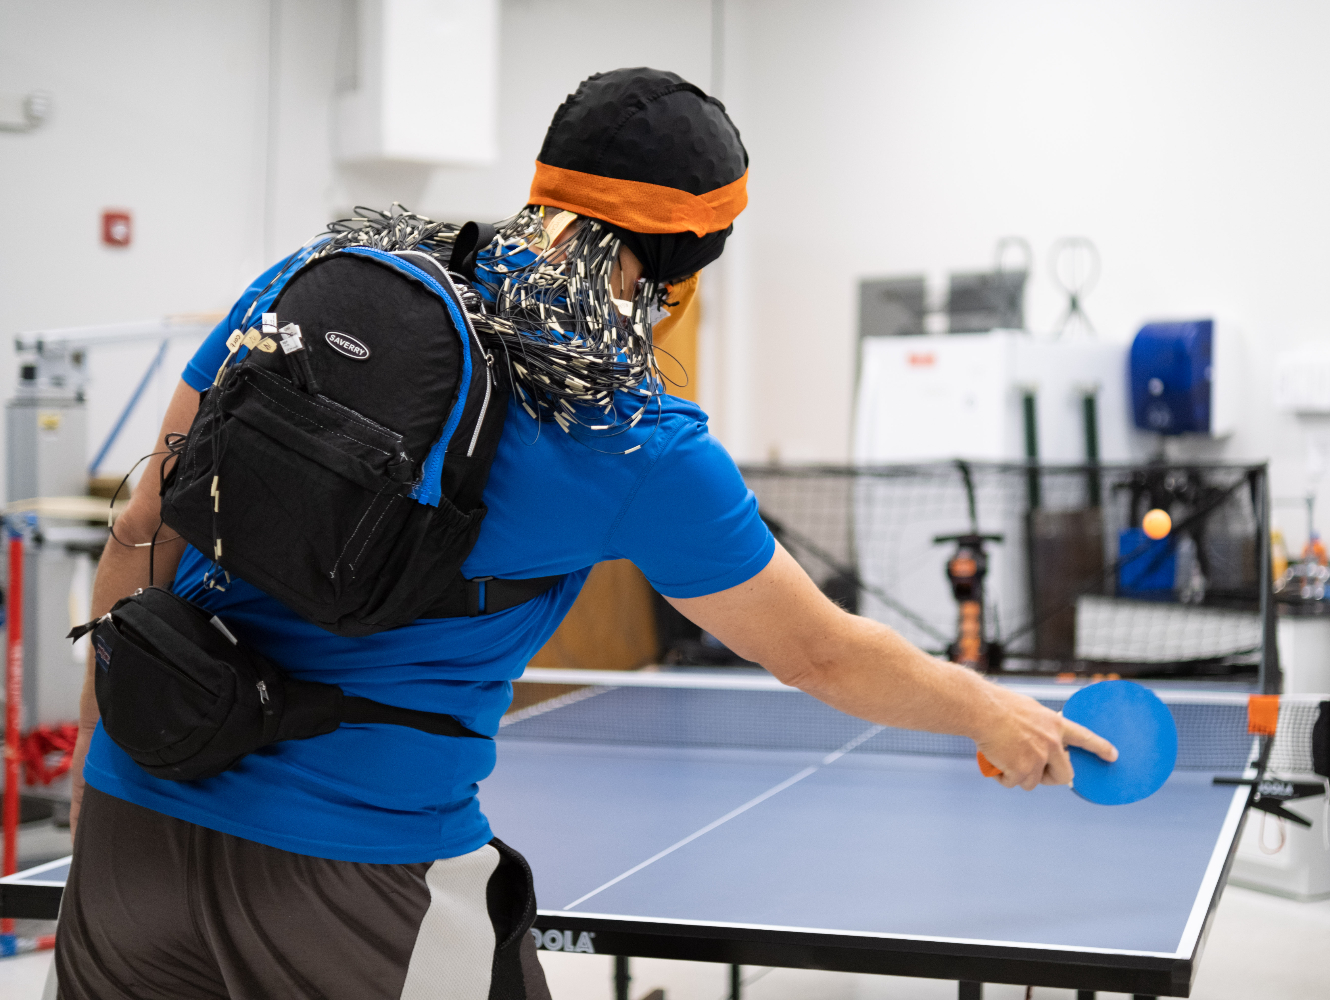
[[56, 69, 1114, 1000]]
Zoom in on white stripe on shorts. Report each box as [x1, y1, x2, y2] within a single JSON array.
[[399, 843, 502, 1000]]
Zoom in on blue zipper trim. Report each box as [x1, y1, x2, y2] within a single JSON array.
[[340, 246, 473, 508]]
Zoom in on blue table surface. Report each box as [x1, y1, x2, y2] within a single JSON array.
[[480, 738, 1241, 956], [7, 859, 70, 884]]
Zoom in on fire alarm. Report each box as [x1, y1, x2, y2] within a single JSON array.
[[102, 210, 132, 247]]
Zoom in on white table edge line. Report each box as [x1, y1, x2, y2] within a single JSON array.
[[535, 910, 1183, 959], [1171, 765, 1254, 957], [0, 855, 73, 881], [516, 669, 1282, 705], [0, 878, 67, 887]]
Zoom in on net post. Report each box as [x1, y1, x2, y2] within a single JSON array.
[[1255, 465, 1282, 695], [729, 963, 741, 999]]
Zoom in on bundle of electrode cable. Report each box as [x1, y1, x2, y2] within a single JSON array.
[[303, 203, 675, 453]]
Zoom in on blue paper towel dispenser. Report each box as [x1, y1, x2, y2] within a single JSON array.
[[1130, 320, 1221, 435]]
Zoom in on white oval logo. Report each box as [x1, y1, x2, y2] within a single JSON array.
[[325, 331, 370, 360]]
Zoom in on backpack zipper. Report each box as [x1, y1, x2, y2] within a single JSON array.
[[466, 352, 495, 458]]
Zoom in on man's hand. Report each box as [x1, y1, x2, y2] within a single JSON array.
[[972, 685, 1118, 790], [668, 542, 1117, 790]]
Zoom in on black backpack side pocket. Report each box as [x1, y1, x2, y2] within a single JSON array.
[[162, 366, 485, 634]]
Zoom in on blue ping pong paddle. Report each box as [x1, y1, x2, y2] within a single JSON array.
[[976, 680, 1178, 804], [1064, 680, 1177, 804]]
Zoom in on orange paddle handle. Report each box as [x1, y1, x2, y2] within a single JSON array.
[[976, 751, 1003, 778]]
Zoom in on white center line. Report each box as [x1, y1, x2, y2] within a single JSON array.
[[561, 724, 885, 911]]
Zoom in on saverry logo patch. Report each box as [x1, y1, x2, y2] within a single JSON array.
[[325, 331, 370, 360]]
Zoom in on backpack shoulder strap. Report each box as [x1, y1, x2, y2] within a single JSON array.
[[418, 574, 564, 619]]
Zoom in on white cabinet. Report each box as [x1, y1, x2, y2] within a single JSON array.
[[853, 331, 1136, 463]]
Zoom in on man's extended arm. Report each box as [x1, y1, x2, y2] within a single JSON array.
[[68, 379, 200, 833], [668, 542, 1116, 790]]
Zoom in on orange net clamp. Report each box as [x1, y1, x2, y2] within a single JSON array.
[[1247, 694, 1280, 736]]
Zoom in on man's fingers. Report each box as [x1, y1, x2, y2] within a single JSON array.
[[979, 697, 1113, 792], [1041, 744, 1074, 786], [1062, 718, 1118, 763]]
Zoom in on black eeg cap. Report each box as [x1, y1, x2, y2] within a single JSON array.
[[534, 68, 749, 283], [538, 68, 748, 196]]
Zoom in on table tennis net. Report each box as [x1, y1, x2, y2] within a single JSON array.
[[503, 676, 1328, 778]]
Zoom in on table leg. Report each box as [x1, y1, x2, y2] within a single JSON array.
[[958, 983, 982, 999], [1077, 992, 1096, 1000], [730, 964, 742, 999], [1132, 996, 1157, 1000], [614, 956, 630, 1000]]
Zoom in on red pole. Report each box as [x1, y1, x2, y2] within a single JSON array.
[[3, 526, 24, 895], [2, 526, 23, 937]]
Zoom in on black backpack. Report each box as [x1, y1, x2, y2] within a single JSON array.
[[161, 242, 559, 636]]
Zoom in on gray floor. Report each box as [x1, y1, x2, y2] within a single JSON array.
[[11, 818, 73, 870]]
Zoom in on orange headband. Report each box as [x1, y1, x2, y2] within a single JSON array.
[[529, 162, 748, 237]]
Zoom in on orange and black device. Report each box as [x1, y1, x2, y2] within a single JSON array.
[[934, 533, 1003, 671]]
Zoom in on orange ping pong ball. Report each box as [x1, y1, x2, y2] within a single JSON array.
[[1142, 508, 1172, 540]]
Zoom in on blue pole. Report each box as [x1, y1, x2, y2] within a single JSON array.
[[88, 338, 170, 476]]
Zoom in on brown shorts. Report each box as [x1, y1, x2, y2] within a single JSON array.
[[54, 787, 551, 1000]]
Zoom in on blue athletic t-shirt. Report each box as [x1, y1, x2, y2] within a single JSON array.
[[83, 253, 774, 863]]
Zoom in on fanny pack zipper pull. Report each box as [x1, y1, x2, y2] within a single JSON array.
[[256, 679, 273, 714]]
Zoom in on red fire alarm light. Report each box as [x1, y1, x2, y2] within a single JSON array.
[[102, 210, 132, 247]]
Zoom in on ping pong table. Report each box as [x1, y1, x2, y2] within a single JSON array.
[[2, 669, 1295, 998]]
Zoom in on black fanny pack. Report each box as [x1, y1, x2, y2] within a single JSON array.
[[70, 587, 489, 782]]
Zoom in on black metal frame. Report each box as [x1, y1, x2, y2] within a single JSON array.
[[529, 910, 1194, 996], [0, 877, 62, 920]]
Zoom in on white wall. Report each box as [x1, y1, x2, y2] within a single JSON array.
[[721, 0, 1330, 543], [5, 1, 1330, 543], [0, 0, 715, 497], [0, 0, 333, 493]]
